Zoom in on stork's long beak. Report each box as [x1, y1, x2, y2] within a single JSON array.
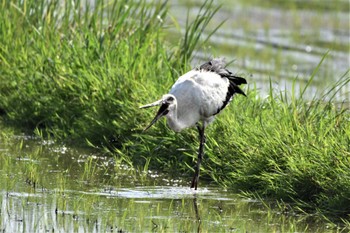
[[140, 99, 169, 131], [139, 99, 163, 109]]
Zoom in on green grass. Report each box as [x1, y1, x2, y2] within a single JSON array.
[[0, 0, 170, 141], [0, 0, 349, 224], [206, 72, 350, 217]]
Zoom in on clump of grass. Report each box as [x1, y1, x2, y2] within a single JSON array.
[[204, 67, 350, 218], [0, 0, 166, 142]]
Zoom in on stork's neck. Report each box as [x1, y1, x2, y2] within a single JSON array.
[[165, 108, 186, 132]]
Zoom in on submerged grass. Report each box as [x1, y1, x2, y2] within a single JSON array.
[[0, 0, 349, 223]]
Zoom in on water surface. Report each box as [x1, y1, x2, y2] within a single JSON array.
[[0, 134, 342, 232]]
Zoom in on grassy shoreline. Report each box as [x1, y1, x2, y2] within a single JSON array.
[[0, 0, 349, 223]]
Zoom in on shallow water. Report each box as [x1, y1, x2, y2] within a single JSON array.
[[168, 0, 350, 103], [0, 135, 343, 232]]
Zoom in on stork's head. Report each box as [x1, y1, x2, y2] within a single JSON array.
[[139, 94, 177, 131]]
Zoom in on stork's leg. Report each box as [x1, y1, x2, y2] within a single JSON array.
[[191, 124, 205, 190]]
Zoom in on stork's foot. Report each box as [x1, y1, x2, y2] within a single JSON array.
[[191, 173, 199, 190], [191, 166, 200, 190]]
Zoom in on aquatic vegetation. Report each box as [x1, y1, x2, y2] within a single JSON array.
[[0, 0, 349, 225]]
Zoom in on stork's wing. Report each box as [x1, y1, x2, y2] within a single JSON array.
[[199, 58, 247, 96], [196, 58, 247, 115]]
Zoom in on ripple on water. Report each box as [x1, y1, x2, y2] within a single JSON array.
[[95, 186, 236, 201]]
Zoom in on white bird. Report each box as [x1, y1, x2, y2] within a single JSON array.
[[140, 58, 247, 190]]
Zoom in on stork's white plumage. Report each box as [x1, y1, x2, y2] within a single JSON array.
[[140, 58, 247, 190]]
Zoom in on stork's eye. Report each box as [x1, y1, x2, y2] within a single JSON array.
[[167, 96, 174, 102]]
